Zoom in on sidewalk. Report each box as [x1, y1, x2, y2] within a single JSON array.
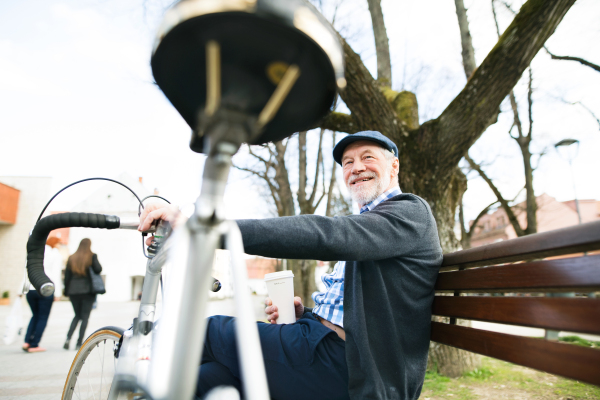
[[0, 297, 265, 400]]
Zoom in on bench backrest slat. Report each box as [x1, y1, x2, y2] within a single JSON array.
[[431, 322, 600, 386], [442, 220, 600, 270], [432, 297, 600, 334], [434, 220, 600, 386], [435, 254, 600, 293]]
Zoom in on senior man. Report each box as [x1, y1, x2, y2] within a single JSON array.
[[139, 130, 443, 400]]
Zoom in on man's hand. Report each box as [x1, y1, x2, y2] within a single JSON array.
[[138, 202, 185, 245], [265, 296, 304, 324]]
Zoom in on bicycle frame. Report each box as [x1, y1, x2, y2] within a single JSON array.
[[109, 124, 270, 400], [51, 0, 345, 395]]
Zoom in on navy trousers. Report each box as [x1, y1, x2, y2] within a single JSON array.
[[25, 290, 54, 348], [197, 313, 350, 400]]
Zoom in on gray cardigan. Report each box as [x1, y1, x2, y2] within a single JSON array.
[[236, 193, 443, 400]]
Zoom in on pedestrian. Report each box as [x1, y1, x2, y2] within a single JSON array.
[[63, 238, 102, 350], [23, 236, 63, 353]]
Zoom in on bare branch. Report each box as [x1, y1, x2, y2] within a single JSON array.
[[545, 48, 600, 73], [307, 129, 325, 207], [455, 0, 477, 78], [464, 153, 525, 236], [247, 146, 272, 167], [491, 0, 502, 37], [558, 100, 600, 130], [234, 165, 269, 181], [509, 92, 524, 139], [326, 131, 337, 217], [460, 198, 499, 249], [508, 123, 518, 141], [366, 0, 392, 85], [298, 131, 307, 210], [527, 68, 533, 138], [434, 0, 575, 171]]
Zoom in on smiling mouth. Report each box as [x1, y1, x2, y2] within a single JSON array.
[[351, 178, 373, 185]]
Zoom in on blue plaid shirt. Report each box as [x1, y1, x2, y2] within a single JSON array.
[[312, 187, 402, 327]]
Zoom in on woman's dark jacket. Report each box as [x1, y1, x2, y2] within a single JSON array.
[[64, 254, 102, 296], [236, 193, 443, 400]]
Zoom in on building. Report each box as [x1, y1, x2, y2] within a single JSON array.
[[0, 174, 325, 303], [246, 257, 278, 295], [0, 177, 53, 302], [469, 193, 600, 247], [66, 173, 152, 302]]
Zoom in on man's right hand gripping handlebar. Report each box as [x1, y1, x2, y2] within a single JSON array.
[[138, 202, 185, 245]]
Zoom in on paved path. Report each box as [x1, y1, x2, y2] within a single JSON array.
[[3, 299, 598, 399], [0, 297, 266, 400]]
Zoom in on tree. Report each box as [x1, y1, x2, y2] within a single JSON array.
[[319, 0, 575, 376], [320, 0, 575, 249]]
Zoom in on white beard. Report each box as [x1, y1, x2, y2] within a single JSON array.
[[346, 170, 391, 207]]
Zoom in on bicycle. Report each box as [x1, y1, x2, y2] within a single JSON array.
[[25, 1, 345, 399]]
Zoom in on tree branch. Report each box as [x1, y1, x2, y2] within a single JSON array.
[[326, 131, 337, 217], [465, 153, 525, 236], [460, 199, 499, 249], [307, 129, 325, 208], [527, 68, 533, 138], [366, 0, 392, 85], [545, 48, 600, 72], [434, 0, 576, 170], [247, 146, 272, 168], [509, 92, 524, 138], [298, 131, 307, 211], [454, 0, 477, 78], [319, 111, 361, 134]]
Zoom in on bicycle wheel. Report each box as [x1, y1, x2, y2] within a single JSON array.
[[62, 326, 124, 400]]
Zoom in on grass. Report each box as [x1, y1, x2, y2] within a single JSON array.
[[421, 350, 600, 399], [559, 336, 600, 349]]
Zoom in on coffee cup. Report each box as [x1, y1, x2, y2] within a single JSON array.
[[264, 271, 295, 324]]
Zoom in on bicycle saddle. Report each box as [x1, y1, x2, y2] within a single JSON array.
[[151, 0, 344, 152]]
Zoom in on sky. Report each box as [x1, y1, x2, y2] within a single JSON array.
[[1, 0, 599, 224]]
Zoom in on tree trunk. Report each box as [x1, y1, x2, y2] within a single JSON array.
[[288, 259, 316, 307], [520, 140, 538, 234], [428, 336, 480, 377], [522, 68, 538, 235]]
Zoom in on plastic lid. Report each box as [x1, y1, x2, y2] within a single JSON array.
[[264, 270, 294, 282]]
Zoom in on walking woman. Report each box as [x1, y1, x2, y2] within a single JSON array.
[[22, 236, 63, 353], [63, 238, 102, 350]]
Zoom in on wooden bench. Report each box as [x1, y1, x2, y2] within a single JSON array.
[[431, 220, 600, 386]]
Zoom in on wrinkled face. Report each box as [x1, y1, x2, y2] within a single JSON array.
[[341, 141, 399, 207]]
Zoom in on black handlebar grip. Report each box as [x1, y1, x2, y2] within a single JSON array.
[[26, 213, 120, 296]]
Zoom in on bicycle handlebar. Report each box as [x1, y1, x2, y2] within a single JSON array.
[[27, 213, 121, 296]]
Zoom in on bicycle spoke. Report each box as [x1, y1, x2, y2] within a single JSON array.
[[99, 339, 106, 399], [87, 345, 97, 400]]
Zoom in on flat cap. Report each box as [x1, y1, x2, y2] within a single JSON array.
[[333, 130, 398, 165]]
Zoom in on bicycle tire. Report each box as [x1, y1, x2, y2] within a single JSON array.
[[62, 326, 125, 400]]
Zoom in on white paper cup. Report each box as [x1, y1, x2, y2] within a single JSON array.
[[264, 271, 295, 324]]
